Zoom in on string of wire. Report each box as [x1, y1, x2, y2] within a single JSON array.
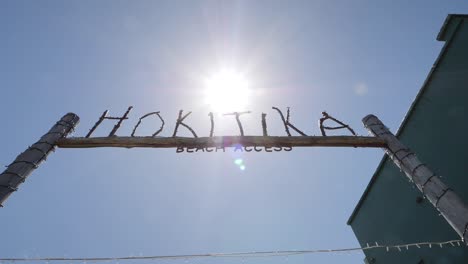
[[0, 239, 464, 262]]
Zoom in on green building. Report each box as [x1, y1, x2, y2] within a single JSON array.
[[348, 14, 468, 264]]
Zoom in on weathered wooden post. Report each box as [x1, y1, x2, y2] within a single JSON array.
[[0, 113, 79, 207], [363, 114, 468, 244]]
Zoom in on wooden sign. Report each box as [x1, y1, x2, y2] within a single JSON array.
[[3, 111, 468, 249], [56, 106, 386, 151]]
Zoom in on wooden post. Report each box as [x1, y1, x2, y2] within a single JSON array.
[[363, 114, 468, 244], [0, 113, 79, 207]]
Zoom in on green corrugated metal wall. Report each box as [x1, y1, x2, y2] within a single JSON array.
[[349, 15, 468, 264]]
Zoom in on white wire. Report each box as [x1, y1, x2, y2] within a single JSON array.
[[0, 239, 463, 262]]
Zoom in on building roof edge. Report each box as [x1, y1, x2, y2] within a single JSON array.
[[437, 14, 468, 41], [347, 15, 465, 225]]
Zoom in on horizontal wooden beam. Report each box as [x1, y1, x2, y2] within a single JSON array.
[[56, 136, 386, 149]]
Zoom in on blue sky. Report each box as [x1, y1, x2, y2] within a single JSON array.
[[1, 1, 468, 263]]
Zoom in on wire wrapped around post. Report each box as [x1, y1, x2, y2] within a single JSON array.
[[0, 113, 80, 207]]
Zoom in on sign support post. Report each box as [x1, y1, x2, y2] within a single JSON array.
[[363, 114, 468, 244], [0, 113, 79, 207]]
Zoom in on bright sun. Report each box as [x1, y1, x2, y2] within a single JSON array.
[[203, 69, 250, 113]]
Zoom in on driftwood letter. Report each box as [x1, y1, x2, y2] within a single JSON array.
[[224, 111, 251, 136], [319, 111, 356, 136], [272, 107, 307, 136], [86, 106, 133, 137], [172, 110, 198, 137], [131, 112, 165, 137], [208, 112, 214, 137], [261, 113, 268, 136]]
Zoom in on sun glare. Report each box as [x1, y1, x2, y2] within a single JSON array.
[[204, 69, 250, 113]]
